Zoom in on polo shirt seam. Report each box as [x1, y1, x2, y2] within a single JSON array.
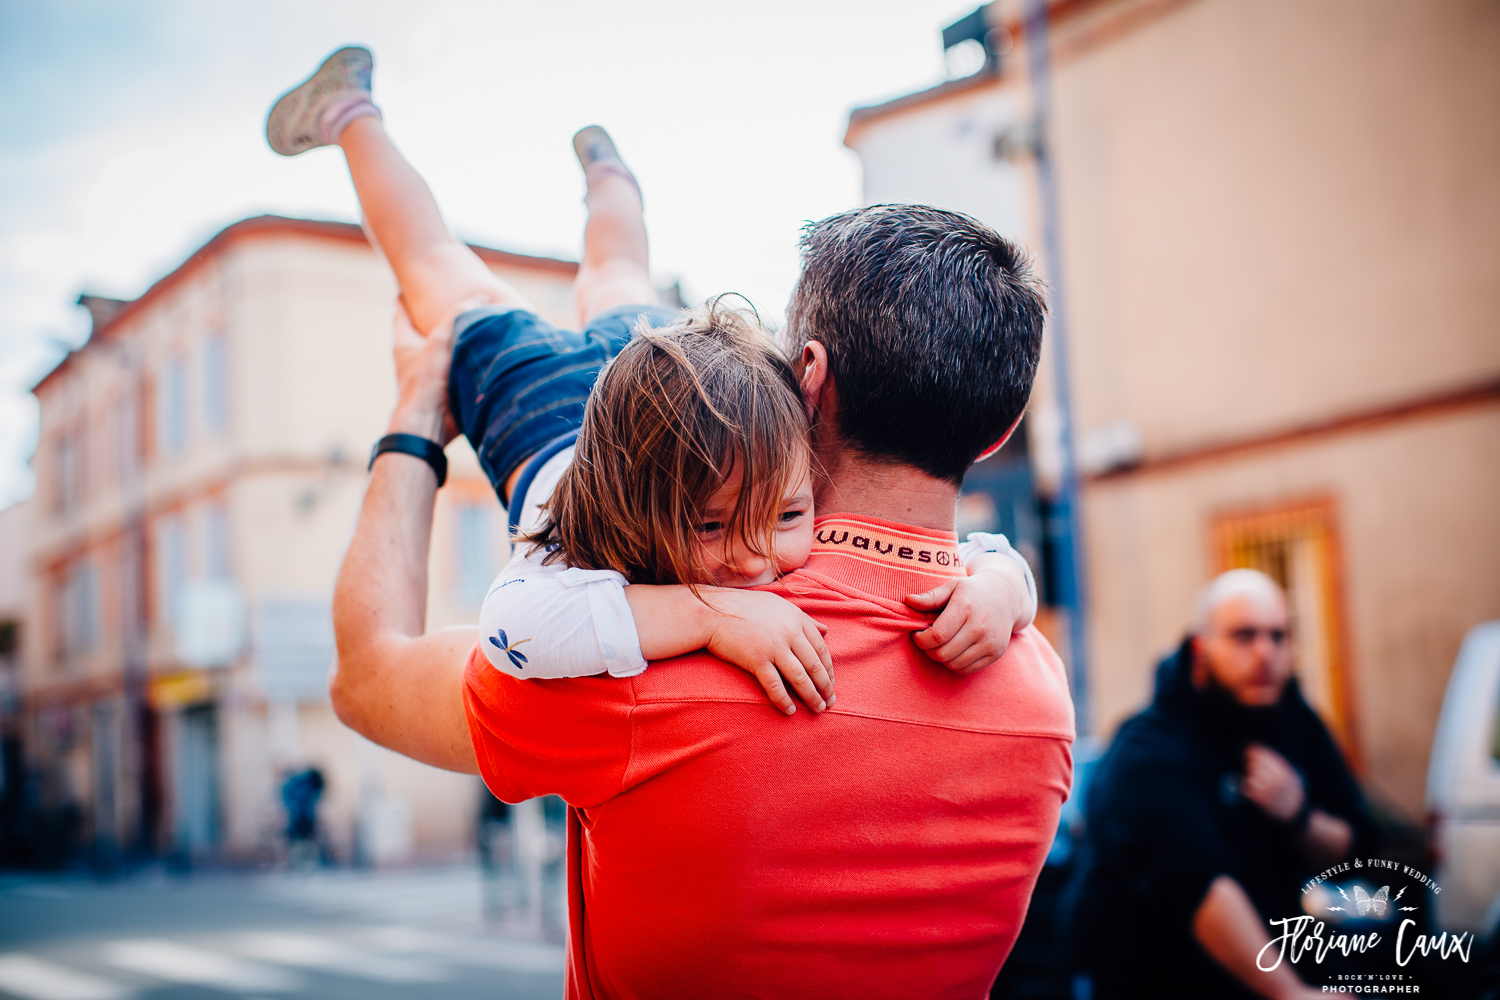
[[776, 567, 940, 619], [624, 696, 1072, 741], [826, 709, 1074, 741], [622, 675, 641, 797]]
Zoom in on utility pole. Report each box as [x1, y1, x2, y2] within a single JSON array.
[[82, 296, 156, 861], [1024, 0, 1090, 734]]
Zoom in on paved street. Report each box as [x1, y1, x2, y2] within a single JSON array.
[[0, 866, 565, 1000]]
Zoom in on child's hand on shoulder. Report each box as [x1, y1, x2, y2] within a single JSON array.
[[905, 555, 1034, 675], [702, 590, 835, 716]]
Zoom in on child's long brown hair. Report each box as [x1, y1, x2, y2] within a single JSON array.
[[521, 299, 809, 588]]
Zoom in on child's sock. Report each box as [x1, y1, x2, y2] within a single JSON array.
[[267, 47, 382, 157], [572, 126, 641, 199]]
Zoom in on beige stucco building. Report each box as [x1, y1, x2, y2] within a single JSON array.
[[24, 215, 580, 864], [845, 0, 1500, 819]]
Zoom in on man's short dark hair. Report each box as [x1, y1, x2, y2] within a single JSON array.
[[785, 204, 1046, 484]]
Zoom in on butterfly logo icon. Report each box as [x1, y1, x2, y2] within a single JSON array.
[[489, 629, 532, 670], [1353, 885, 1389, 918]]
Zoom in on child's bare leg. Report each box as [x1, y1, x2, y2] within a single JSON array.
[[267, 48, 526, 334], [572, 127, 657, 325], [338, 117, 524, 333]]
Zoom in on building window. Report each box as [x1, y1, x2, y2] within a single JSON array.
[[203, 502, 231, 579], [54, 431, 77, 514], [203, 334, 228, 434], [456, 503, 497, 608], [51, 575, 67, 664], [119, 533, 144, 653], [157, 515, 187, 629], [1211, 498, 1355, 758], [61, 559, 99, 656], [115, 392, 139, 487], [159, 355, 188, 456]]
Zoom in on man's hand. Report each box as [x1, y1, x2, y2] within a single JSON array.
[[388, 297, 486, 443], [1244, 743, 1355, 864], [905, 557, 1032, 675], [702, 590, 835, 715], [1242, 743, 1306, 822]]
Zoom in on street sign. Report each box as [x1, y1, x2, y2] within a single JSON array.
[[253, 597, 335, 702], [174, 579, 245, 668]]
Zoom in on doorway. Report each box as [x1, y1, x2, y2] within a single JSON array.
[[174, 703, 219, 856]]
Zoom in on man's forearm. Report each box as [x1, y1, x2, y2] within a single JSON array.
[[1193, 876, 1315, 1000], [338, 412, 442, 640], [329, 406, 479, 773], [1300, 809, 1353, 867]]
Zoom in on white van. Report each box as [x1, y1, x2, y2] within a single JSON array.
[[1426, 620, 1500, 934]]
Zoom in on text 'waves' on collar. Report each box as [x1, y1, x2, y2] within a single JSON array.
[[810, 516, 964, 577]]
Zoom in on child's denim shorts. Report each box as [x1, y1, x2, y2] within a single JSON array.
[[447, 302, 679, 501]]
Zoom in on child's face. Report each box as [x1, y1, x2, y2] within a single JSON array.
[[693, 455, 816, 588]]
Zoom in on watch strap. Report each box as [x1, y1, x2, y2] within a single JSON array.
[[369, 433, 448, 487]]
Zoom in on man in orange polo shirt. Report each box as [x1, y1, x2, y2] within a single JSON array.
[[332, 205, 1074, 998]]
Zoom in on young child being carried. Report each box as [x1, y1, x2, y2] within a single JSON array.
[[267, 48, 1038, 714]]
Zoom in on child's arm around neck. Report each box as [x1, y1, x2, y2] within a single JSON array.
[[477, 543, 834, 715]]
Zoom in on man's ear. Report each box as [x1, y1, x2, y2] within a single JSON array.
[[798, 341, 830, 424], [975, 412, 1026, 463]]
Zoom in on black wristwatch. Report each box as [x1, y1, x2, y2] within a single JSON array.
[[369, 433, 448, 487]]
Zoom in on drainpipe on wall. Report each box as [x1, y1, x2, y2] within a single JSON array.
[[81, 295, 157, 860], [1024, 0, 1091, 735]]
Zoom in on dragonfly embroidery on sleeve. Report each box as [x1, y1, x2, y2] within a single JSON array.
[[489, 629, 532, 670]]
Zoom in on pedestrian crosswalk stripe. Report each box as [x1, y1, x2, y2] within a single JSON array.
[[0, 955, 133, 1000], [233, 933, 449, 983], [104, 940, 301, 993], [1, 925, 562, 1000], [257, 872, 488, 926], [359, 926, 565, 973]]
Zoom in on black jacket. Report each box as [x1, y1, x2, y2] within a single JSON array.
[[1066, 637, 1379, 999]]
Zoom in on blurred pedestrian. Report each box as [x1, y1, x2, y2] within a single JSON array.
[[281, 767, 324, 867], [1067, 569, 1378, 999], [476, 787, 510, 872]]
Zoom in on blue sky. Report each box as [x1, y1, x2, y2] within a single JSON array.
[[0, 0, 979, 507]]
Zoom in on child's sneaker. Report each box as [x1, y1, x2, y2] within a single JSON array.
[[573, 126, 640, 193], [267, 47, 380, 156]]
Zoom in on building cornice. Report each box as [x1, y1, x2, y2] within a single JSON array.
[[843, 0, 1197, 146], [1087, 375, 1500, 485], [23, 670, 124, 710], [34, 215, 579, 394], [845, 70, 1005, 146]]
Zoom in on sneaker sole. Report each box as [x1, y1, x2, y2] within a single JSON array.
[[572, 125, 621, 168], [267, 46, 373, 156]]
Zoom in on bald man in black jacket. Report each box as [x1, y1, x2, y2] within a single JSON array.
[[1068, 570, 1378, 1000]]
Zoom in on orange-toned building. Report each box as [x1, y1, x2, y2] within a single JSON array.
[[845, 0, 1500, 820], [25, 215, 579, 864]]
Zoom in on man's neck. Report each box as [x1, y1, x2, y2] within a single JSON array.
[[813, 447, 959, 533]]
